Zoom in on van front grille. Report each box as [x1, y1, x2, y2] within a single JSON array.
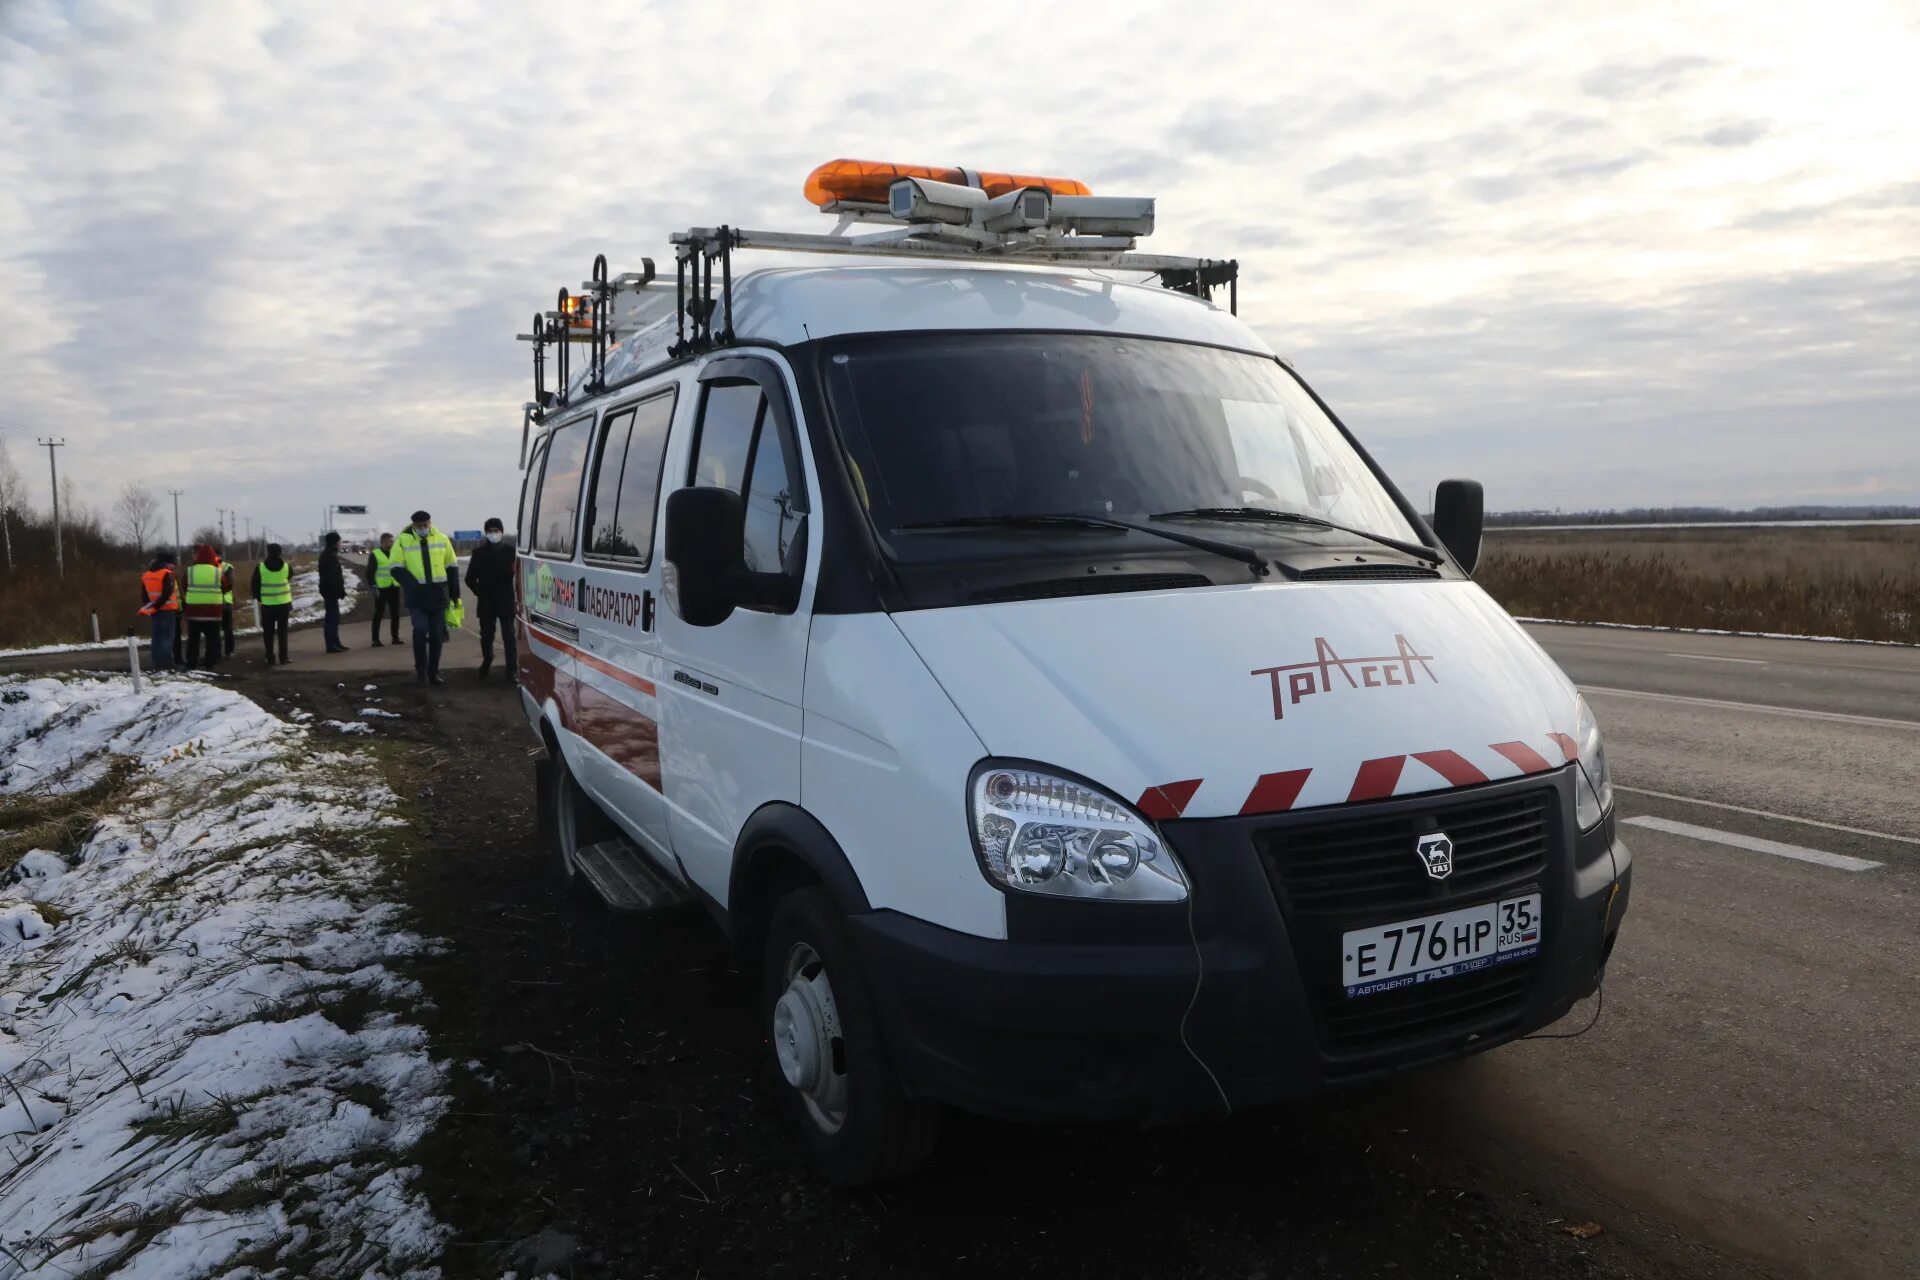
[[1251, 784, 1557, 1066], [1255, 788, 1552, 916], [1320, 959, 1536, 1066]]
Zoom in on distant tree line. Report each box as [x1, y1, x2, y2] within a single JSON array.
[[1485, 504, 1920, 528]]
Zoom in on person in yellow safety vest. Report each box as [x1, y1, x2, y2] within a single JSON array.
[[390, 509, 460, 686], [181, 544, 227, 670], [138, 550, 180, 671], [365, 531, 403, 647], [251, 543, 294, 665], [216, 550, 237, 658]]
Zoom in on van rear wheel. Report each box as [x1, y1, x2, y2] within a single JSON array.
[[537, 746, 616, 892], [762, 888, 940, 1185]]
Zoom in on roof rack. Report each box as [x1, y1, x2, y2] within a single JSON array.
[[518, 160, 1239, 433]]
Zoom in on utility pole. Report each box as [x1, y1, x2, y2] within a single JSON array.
[[37, 438, 66, 577], [215, 507, 226, 550], [169, 489, 184, 565], [244, 516, 252, 559]]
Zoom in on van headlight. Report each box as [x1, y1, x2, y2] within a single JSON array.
[[1572, 696, 1614, 831], [968, 764, 1189, 902]]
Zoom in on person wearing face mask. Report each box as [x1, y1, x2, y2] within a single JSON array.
[[388, 509, 461, 685], [463, 516, 518, 683]]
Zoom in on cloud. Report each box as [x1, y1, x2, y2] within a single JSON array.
[[1578, 55, 1715, 99], [0, 0, 1916, 534]]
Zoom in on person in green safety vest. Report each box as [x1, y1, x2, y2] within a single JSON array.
[[181, 544, 227, 669], [390, 509, 461, 686], [251, 543, 295, 665], [364, 531, 403, 647]]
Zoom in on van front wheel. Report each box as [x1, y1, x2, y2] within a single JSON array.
[[762, 888, 940, 1185]]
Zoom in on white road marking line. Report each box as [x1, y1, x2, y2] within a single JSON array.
[[1622, 815, 1883, 871], [1615, 784, 1920, 847], [1662, 652, 1766, 665], [1580, 685, 1920, 731]]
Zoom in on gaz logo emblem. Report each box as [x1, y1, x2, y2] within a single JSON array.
[[1416, 832, 1454, 881]]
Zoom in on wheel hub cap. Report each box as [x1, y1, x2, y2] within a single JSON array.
[[774, 946, 848, 1133]]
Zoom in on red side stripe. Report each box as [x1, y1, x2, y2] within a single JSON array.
[[1240, 768, 1312, 816], [1348, 755, 1406, 802], [1410, 749, 1489, 787], [527, 622, 658, 698], [1547, 732, 1579, 763], [1136, 778, 1203, 821], [1490, 740, 1553, 774]]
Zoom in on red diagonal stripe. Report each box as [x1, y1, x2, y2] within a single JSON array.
[[1136, 778, 1203, 821], [1490, 740, 1553, 774], [1411, 750, 1489, 787], [1240, 768, 1312, 816], [1547, 732, 1579, 763], [1348, 755, 1406, 803]]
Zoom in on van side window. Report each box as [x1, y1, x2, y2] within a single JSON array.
[[691, 378, 809, 585], [532, 418, 592, 557], [518, 436, 549, 544], [741, 419, 802, 576], [690, 383, 761, 492], [586, 392, 676, 563], [586, 408, 638, 556]]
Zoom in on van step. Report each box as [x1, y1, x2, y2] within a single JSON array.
[[573, 839, 691, 913]]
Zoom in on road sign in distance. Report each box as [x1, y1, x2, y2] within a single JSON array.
[[452, 530, 485, 540], [333, 504, 369, 515]]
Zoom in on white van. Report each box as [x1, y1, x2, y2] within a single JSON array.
[[512, 161, 1630, 1184]]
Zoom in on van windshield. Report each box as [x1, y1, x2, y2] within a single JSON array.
[[821, 334, 1420, 557]]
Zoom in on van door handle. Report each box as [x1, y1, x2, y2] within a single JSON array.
[[642, 589, 656, 633]]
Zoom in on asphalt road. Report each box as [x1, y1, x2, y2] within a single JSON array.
[[1371, 622, 1920, 1280]]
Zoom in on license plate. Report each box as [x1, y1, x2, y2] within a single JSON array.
[[1341, 894, 1542, 998]]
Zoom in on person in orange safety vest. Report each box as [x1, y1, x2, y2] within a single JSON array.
[[139, 550, 180, 671]]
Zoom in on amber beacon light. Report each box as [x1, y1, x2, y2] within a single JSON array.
[[803, 159, 1092, 208]]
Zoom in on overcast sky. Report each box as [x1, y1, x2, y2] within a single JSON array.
[[2, 0, 1916, 541]]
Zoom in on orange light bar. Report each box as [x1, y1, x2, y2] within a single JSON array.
[[559, 294, 593, 330], [804, 158, 1091, 208]]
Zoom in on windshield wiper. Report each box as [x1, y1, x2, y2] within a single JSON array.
[[1149, 507, 1442, 565], [892, 512, 1271, 575]]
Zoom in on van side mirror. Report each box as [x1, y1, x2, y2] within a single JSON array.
[[1432, 478, 1484, 574], [663, 487, 745, 627]]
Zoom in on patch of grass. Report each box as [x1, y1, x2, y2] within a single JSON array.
[[0, 758, 140, 873], [1478, 525, 1920, 642], [128, 1090, 252, 1144]]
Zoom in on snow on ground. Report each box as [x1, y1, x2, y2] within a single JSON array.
[[0, 674, 445, 1277], [0, 569, 358, 658]]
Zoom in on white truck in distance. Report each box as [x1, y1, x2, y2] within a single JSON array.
[[510, 159, 1629, 1184]]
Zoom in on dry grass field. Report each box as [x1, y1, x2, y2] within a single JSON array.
[[1477, 523, 1920, 643]]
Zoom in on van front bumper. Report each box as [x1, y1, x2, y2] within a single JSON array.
[[848, 771, 1629, 1124]]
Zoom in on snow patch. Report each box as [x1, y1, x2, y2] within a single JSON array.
[[0, 674, 446, 1276]]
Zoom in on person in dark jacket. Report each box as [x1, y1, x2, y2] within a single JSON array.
[[318, 531, 349, 653], [251, 544, 294, 665], [464, 517, 518, 683]]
